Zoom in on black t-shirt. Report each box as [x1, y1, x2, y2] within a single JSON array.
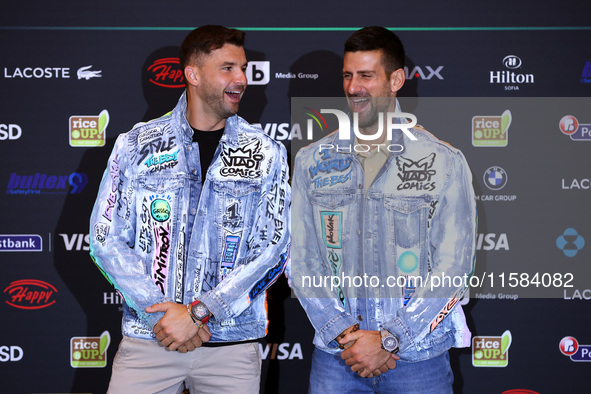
[[192, 127, 224, 182]]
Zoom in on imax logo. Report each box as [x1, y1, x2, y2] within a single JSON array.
[[404, 65, 444, 80], [503, 55, 522, 69]]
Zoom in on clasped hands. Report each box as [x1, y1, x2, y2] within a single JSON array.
[[146, 302, 211, 353], [339, 328, 400, 378]]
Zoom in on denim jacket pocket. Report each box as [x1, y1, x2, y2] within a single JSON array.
[[383, 196, 431, 248], [212, 179, 262, 197], [138, 176, 186, 192], [212, 180, 262, 263], [309, 189, 356, 209]]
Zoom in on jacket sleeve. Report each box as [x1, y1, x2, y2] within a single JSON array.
[[383, 150, 477, 354], [89, 134, 170, 329], [197, 142, 291, 321], [289, 149, 358, 348]]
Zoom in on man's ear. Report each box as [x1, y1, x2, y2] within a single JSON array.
[[389, 68, 405, 93], [184, 65, 200, 87]]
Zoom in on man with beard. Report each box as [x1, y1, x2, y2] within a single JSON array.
[[291, 26, 476, 393], [89, 25, 290, 393]]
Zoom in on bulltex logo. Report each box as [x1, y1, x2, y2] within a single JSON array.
[[6, 172, 88, 195], [581, 61, 591, 83], [70, 331, 111, 368], [69, 110, 109, 147], [472, 330, 512, 367], [472, 110, 512, 147]]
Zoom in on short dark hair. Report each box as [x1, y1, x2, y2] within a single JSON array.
[[179, 25, 246, 70], [344, 26, 405, 75]]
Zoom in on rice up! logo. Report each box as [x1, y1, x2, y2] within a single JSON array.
[[69, 110, 109, 147], [70, 331, 111, 368], [472, 110, 512, 147], [472, 330, 512, 367]]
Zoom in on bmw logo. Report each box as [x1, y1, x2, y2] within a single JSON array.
[[483, 166, 508, 191]]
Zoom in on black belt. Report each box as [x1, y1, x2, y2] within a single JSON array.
[[201, 339, 258, 348]]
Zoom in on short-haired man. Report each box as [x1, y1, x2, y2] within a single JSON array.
[[291, 26, 476, 393], [89, 25, 290, 393]]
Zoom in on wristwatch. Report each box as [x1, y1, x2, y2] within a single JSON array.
[[190, 300, 210, 324], [380, 329, 399, 354]]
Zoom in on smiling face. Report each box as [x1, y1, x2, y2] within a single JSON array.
[[197, 44, 248, 120], [185, 43, 248, 129], [342, 49, 402, 133]]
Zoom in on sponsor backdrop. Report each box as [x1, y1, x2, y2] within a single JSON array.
[[1, 2, 590, 393]]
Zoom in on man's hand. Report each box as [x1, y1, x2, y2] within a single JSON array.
[[176, 332, 212, 353], [339, 330, 400, 378], [146, 302, 211, 351]]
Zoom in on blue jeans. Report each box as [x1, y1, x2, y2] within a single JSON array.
[[308, 348, 453, 394]]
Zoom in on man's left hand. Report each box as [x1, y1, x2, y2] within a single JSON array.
[[147, 302, 211, 351], [339, 329, 400, 378]]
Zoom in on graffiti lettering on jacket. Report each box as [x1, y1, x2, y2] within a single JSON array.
[[137, 127, 163, 146], [309, 149, 353, 189], [266, 169, 286, 245], [102, 154, 120, 222], [248, 248, 289, 301], [220, 138, 265, 179], [395, 153, 437, 192], [220, 234, 240, 280], [430, 289, 462, 332], [144, 149, 180, 174], [138, 197, 153, 253], [153, 223, 171, 294], [201, 258, 218, 292], [135, 135, 177, 166], [321, 211, 342, 249], [175, 222, 185, 303], [223, 200, 244, 232], [328, 249, 345, 306], [94, 222, 110, 244]]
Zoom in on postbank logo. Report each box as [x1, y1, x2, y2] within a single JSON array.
[[559, 115, 591, 141], [69, 110, 109, 147], [559, 336, 591, 362], [70, 331, 111, 368], [472, 110, 512, 147], [472, 330, 512, 367]]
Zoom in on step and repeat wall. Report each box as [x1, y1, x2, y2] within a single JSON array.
[[1, 2, 590, 393]]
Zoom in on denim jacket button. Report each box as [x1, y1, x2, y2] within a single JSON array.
[[358, 184, 363, 189], [190, 208, 197, 215], [192, 169, 198, 175], [186, 145, 192, 151], [358, 315, 363, 321]]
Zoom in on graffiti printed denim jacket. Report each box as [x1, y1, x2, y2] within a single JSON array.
[[89, 92, 290, 342], [291, 112, 476, 361]]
